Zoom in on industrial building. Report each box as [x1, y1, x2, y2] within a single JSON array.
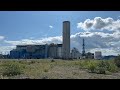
[[62, 21, 70, 59], [70, 47, 81, 59], [0, 54, 3, 59], [94, 51, 102, 60], [10, 44, 62, 59], [48, 43, 62, 59], [9, 21, 98, 60], [10, 21, 70, 59], [86, 52, 94, 59]]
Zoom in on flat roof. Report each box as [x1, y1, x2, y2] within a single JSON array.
[[63, 21, 70, 23]]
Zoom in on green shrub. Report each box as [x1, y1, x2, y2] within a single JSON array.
[[79, 60, 91, 69], [114, 55, 120, 67], [87, 61, 97, 73], [105, 61, 118, 73], [96, 61, 118, 74], [51, 59, 55, 62], [2, 62, 23, 76], [44, 69, 48, 72], [86, 60, 118, 74], [96, 67, 106, 74]]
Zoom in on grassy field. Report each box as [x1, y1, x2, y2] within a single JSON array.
[[0, 59, 120, 79]]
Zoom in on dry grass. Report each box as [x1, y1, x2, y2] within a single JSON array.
[[0, 59, 120, 79]]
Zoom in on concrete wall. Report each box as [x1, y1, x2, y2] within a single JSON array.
[[62, 21, 70, 59], [57, 47, 62, 58]]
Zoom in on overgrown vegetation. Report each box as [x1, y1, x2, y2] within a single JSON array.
[[1, 61, 24, 76], [87, 60, 98, 73], [73, 60, 118, 74], [0, 59, 120, 79]]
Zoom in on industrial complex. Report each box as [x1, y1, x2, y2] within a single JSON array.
[[0, 21, 115, 60], [10, 44, 62, 59]]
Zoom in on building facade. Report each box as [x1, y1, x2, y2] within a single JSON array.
[[94, 51, 102, 60], [86, 52, 94, 59], [10, 44, 62, 59]]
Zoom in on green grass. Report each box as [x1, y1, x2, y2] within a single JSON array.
[[0, 59, 119, 79]]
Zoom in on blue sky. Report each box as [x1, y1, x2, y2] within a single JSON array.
[[0, 11, 120, 55]]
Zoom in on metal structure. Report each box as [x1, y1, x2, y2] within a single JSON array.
[[82, 38, 86, 57]]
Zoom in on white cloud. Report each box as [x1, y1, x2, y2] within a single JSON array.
[[49, 25, 53, 29], [77, 17, 120, 32], [0, 46, 16, 55], [0, 36, 5, 40], [4, 36, 62, 46], [3, 36, 62, 54], [88, 48, 118, 56], [71, 31, 120, 55]]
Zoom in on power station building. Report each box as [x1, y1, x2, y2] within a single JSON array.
[[62, 21, 70, 59], [10, 44, 62, 59], [10, 21, 72, 59]]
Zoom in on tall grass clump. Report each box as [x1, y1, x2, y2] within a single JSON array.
[[79, 60, 91, 69], [105, 61, 118, 73], [87, 60, 98, 73], [85, 60, 118, 74], [2, 62, 24, 76], [96, 61, 106, 74], [95, 61, 118, 74]]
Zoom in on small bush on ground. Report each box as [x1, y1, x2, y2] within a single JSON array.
[[105, 61, 118, 73], [114, 55, 120, 67], [96, 61, 118, 74], [96, 61, 106, 74], [44, 69, 48, 72], [2, 62, 24, 76], [86, 60, 118, 74], [87, 61, 98, 73], [51, 59, 55, 62]]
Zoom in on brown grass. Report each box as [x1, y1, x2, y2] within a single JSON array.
[[0, 59, 120, 79]]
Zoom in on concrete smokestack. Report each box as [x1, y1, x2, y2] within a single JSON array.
[[62, 21, 70, 60]]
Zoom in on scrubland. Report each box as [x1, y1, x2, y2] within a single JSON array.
[[0, 59, 120, 79]]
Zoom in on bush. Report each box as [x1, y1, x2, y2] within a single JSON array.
[[44, 69, 48, 72], [87, 61, 97, 73], [105, 61, 118, 72], [87, 60, 118, 74], [79, 60, 91, 69], [114, 55, 120, 67], [51, 59, 55, 62], [2, 62, 23, 76], [96, 61, 109, 74], [96, 61, 118, 74]]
